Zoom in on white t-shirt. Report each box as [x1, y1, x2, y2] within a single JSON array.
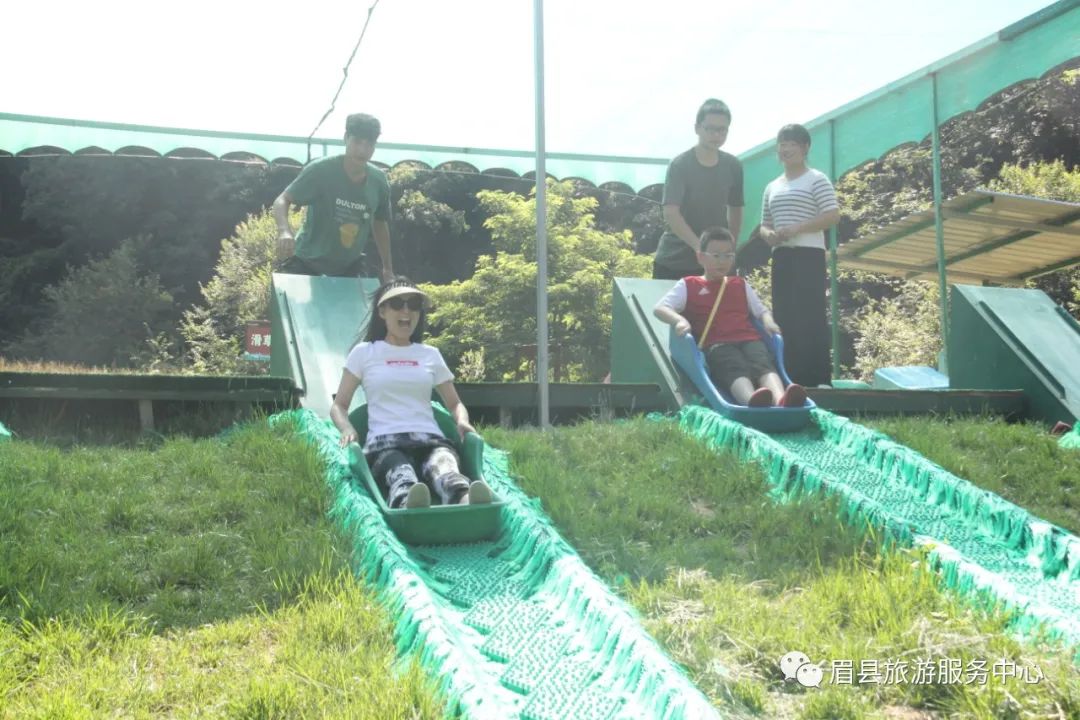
[[761, 168, 839, 250], [343, 340, 454, 444]]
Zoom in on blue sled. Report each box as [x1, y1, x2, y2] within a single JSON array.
[[669, 321, 814, 433]]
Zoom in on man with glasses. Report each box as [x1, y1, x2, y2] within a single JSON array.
[[652, 99, 745, 280], [273, 113, 395, 282]]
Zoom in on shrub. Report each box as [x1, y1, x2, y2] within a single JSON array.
[[9, 238, 174, 368]]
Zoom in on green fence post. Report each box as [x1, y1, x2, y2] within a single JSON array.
[[930, 73, 950, 371], [828, 119, 841, 379]]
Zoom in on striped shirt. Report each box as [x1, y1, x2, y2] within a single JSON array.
[[761, 168, 839, 250]]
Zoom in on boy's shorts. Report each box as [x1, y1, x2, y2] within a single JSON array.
[[704, 340, 776, 390]]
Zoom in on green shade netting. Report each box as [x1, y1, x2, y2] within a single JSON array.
[[0, 113, 668, 192], [4, 3, 1078, 218], [734, 2, 1080, 240]]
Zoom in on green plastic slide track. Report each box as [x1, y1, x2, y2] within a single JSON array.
[[269, 273, 381, 417], [277, 409, 741, 720], [675, 405, 1080, 651], [1062, 425, 1080, 450]]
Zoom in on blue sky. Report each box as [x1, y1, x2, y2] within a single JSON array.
[[2, 0, 1057, 158]]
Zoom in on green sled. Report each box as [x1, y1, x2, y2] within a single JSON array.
[[346, 403, 503, 545]]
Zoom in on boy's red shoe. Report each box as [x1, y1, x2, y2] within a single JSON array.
[[779, 383, 807, 408], [748, 387, 774, 407]]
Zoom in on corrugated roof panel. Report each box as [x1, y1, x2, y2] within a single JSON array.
[[839, 189, 1080, 284]]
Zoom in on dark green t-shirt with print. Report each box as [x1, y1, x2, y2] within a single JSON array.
[[285, 156, 391, 275], [655, 148, 744, 273]]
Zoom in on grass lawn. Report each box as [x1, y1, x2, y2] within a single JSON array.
[[485, 417, 1080, 720], [0, 419, 443, 719], [1, 412, 1078, 719]]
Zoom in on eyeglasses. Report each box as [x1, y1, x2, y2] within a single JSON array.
[[701, 251, 736, 260], [701, 125, 729, 135], [384, 296, 423, 311]]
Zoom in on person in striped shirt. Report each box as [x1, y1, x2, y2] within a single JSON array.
[[760, 124, 841, 388]]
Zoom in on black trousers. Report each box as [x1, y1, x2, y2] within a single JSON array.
[[771, 247, 831, 387]]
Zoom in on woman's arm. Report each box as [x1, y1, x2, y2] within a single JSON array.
[[436, 381, 476, 441], [329, 370, 362, 447]]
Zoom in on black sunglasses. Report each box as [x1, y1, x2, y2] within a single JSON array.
[[384, 296, 423, 311]]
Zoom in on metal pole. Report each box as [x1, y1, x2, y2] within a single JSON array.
[[828, 119, 840, 380], [534, 0, 550, 427], [930, 73, 950, 372]]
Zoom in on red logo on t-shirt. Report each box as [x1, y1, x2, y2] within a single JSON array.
[[386, 360, 419, 367]]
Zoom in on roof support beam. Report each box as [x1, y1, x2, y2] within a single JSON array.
[[942, 210, 1080, 238], [937, 207, 1080, 268], [842, 257, 1003, 284], [845, 195, 993, 259], [1018, 255, 1080, 281], [941, 229, 1039, 266]]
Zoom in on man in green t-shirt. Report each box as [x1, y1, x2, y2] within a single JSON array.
[[273, 113, 394, 281], [653, 98, 745, 280]]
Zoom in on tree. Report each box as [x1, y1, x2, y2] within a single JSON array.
[[12, 156, 292, 336], [835, 64, 1080, 243], [989, 159, 1080, 317], [568, 180, 666, 255], [850, 279, 941, 382], [386, 163, 473, 284], [384, 163, 531, 285], [180, 208, 301, 374], [830, 66, 1080, 379], [422, 181, 651, 381], [8, 238, 174, 367], [844, 160, 1080, 380]]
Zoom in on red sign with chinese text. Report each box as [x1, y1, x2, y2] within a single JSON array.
[[244, 321, 272, 361]]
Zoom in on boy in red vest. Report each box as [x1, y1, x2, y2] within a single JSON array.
[[654, 226, 807, 407]]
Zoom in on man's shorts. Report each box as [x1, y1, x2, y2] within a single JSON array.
[[652, 259, 700, 281], [276, 254, 366, 278], [704, 340, 776, 390]]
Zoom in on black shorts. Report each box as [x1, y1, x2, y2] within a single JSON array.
[[276, 254, 366, 278], [652, 260, 700, 280], [704, 340, 776, 390]]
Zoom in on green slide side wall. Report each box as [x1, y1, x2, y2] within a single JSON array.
[[610, 278, 685, 409], [949, 285, 1080, 425], [269, 273, 380, 417]]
